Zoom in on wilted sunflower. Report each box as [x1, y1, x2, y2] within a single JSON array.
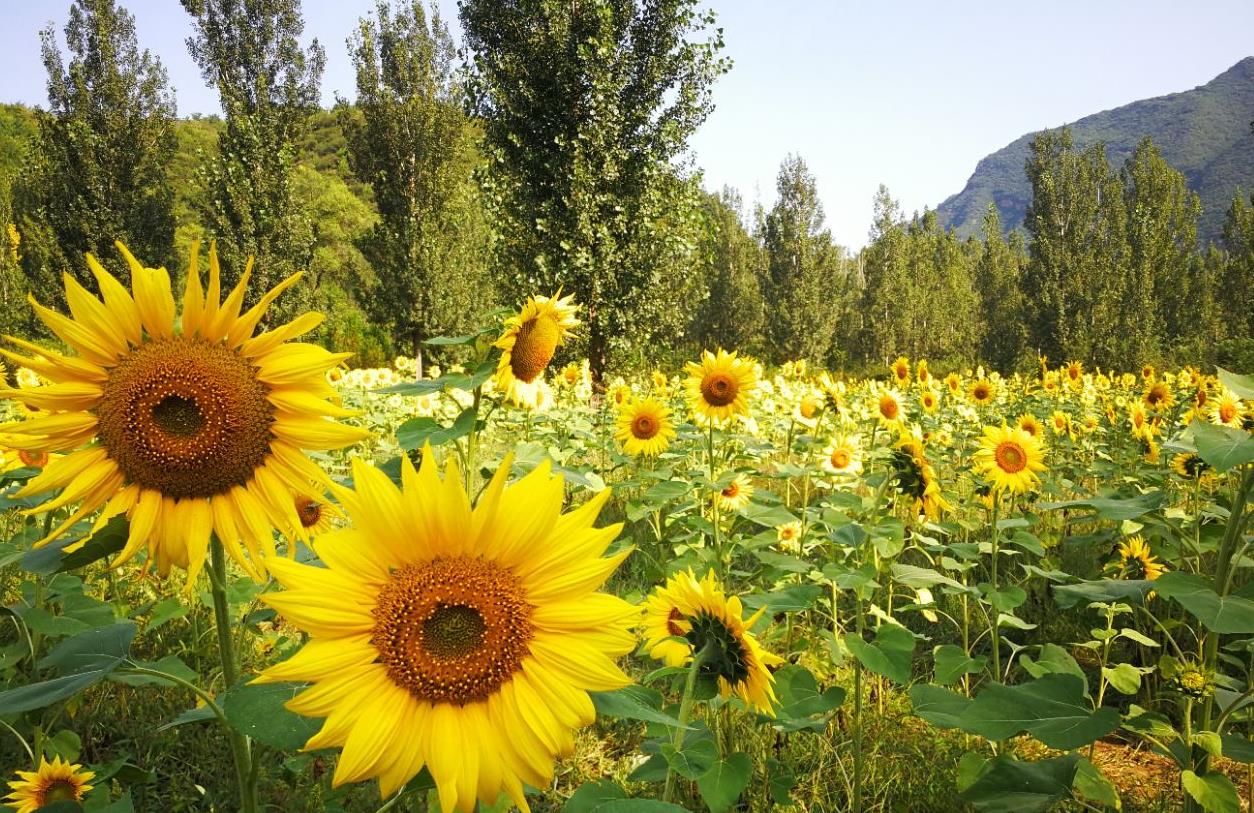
[[4, 756, 94, 813], [642, 569, 782, 714], [0, 243, 367, 583], [255, 452, 636, 810], [973, 425, 1046, 495], [684, 349, 757, 425], [615, 396, 676, 457], [715, 473, 754, 512], [890, 431, 950, 519], [821, 435, 863, 477], [1116, 535, 1166, 581], [493, 292, 579, 407], [891, 356, 911, 384], [968, 378, 995, 406]]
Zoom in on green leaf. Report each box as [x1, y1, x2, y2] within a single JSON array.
[[561, 780, 689, 813], [1221, 734, 1254, 764], [1218, 367, 1254, 400], [590, 686, 687, 729], [742, 584, 823, 614], [891, 563, 965, 590], [910, 683, 974, 729], [54, 516, 129, 573], [38, 621, 135, 673], [1154, 571, 1254, 633], [738, 501, 798, 528], [1053, 578, 1153, 609], [1181, 769, 1241, 813], [766, 760, 796, 805], [145, 597, 189, 631], [661, 737, 718, 780], [396, 408, 476, 450], [696, 753, 752, 813], [770, 665, 845, 731], [961, 754, 1080, 813], [1102, 662, 1148, 695], [1039, 492, 1166, 521], [1020, 643, 1087, 695], [845, 624, 915, 684], [643, 480, 689, 504], [1073, 756, 1120, 809], [933, 644, 987, 685], [111, 655, 198, 687], [1191, 419, 1254, 472], [0, 668, 114, 715], [220, 682, 321, 750]]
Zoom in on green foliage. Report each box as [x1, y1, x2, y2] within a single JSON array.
[[340, 0, 494, 360], [973, 205, 1028, 371], [690, 188, 765, 356], [181, 0, 326, 315], [14, 0, 177, 310], [460, 0, 729, 379]]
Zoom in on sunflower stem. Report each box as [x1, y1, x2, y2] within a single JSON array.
[[209, 536, 257, 813], [662, 642, 714, 805], [988, 492, 1002, 683]]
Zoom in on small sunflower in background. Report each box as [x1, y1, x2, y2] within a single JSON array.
[[916, 358, 930, 385], [642, 569, 782, 715], [1065, 361, 1084, 388], [1049, 409, 1074, 440], [0, 242, 368, 584], [919, 387, 940, 414], [891, 356, 911, 385], [1142, 380, 1173, 411], [1016, 413, 1044, 440], [968, 378, 995, 407], [1115, 535, 1166, 581], [775, 520, 803, 553], [493, 291, 579, 407], [289, 488, 340, 538], [973, 424, 1046, 495], [255, 451, 636, 810], [1211, 389, 1244, 428], [684, 349, 757, 425], [615, 396, 676, 457], [1171, 452, 1212, 482], [874, 388, 904, 427], [944, 372, 962, 396], [714, 473, 754, 512], [792, 389, 823, 429], [4, 756, 94, 813]]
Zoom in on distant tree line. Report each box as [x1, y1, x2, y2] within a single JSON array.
[[1, 0, 1252, 377]]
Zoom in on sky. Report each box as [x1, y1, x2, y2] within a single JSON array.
[[1, 0, 1252, 248]]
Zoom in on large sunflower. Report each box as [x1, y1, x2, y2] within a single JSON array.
[[4, 756, 94, 813], [494, 292, 579, 407], [973, 425, 1046, 495], [642, 569, 782, 714], [0, 243, 367, 583], [684, 349, 757, 425], [254, 451, 637, 810], [615, 396, 676, 457]]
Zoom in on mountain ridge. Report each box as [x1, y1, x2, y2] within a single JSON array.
[[936, 57, 1254, 245]]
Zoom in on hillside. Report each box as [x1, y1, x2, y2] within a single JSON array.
[[936, 56, 1254, 245]]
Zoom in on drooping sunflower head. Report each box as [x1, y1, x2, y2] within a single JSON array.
[[0, 242, 368, 584], [891, 356, 911, 384], [255, 450, 636, 810], [4, 756, 95, 813], [973, 424, 1047, 495], [643, 570, 782, 715], [684, 349, 757, 425], [643, 572, 696, 667], [493, 292, 579, 404], [968, 379, 995, 406], [1116, 535, 1166, 581], [615, 396, 676, 457], [890, 431, 950, 519], [714, 473, 755, 513], [1171, 452, 1211, 482]]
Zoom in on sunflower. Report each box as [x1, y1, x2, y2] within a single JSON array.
[[1171, 452, 1212, 481], [1212, 390, 1244, 428], [1042, 371, 1060, 393], [4, 756, 95, 813], [1129, 402, 1157, 441], [944, 372, 962, 395], [715, 473, 755, 513], [919, 387, 940, 414], [973, 425, 1046, 495], [1049, 410, 1073, 439], [875, 388, 905, 426], [1, 447, 51, 474], [916, 359, 930, 385], [684, 349, 757, 425], [254, 451, 637, 810], [642, 570, 782, 715], [775, 521, 803, 553], [493, 292, 579, 406], [615, 397, 675, 457], [890, 431, 950, 519], [1141, 364, 1156, 381], [793, 390, 822, 429], [1143, 381, 1174, 411], [1065, 361, 1084, 387], [608, 380, 633, 408], [1116, 535, 1166, 581], [290, 488, 340, 538], [968, 378, 995, 406], [891, 356, 911, 385], [651, 369, 669, 393], [0, 243, 367, 583], [642, 572, 695, 667], [821, 435, 863, 477], [1016, 413, 1044, 440]]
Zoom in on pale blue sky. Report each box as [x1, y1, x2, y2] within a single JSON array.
[[1, 0, 1251, 247]]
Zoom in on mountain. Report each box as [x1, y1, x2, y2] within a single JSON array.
[[936, 57, 1254, 246]]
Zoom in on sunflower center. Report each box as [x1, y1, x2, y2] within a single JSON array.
[[722, 483, 740, 498], [830, 448, 850, 469], [42, 780, 79, 803], [666, 607, 686, 637], [295, 496, 323, 529], [510, 316, 560, 383], [371, 557, 534, 705], [687, 611, 750, 685], [96, 336, 274, 500], [994, 441, 1027, 474], [632, 414, 659, 440], [879, 396, 899, 420], [701, 372, 739, 407], [799, 396, 819, 419], [973, 385, 990, 401], [17, 449, 48, 468], [1220, 403, 1237, 423]]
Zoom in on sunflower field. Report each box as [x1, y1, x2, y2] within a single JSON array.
[[1, 247, 1253, 813]]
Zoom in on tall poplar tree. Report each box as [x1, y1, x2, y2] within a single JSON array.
[[973, 205, 1027, 371], [16, 0, 176, 306], [181, 0, 325, 310], [460, 0, 729, 380], [692, 188, 764, 354], [1220, 192, 1254, 341]]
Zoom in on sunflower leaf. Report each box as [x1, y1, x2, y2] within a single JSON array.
[[220, 681, 321, 750], [591, 686, 689, 729], [1191, 419, 1254, 473], [696, 752, 752, 813], [1153, 572, 1254, 633], [960, 754, 1081, 813]]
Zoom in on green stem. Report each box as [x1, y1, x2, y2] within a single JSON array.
[[209, 537, 257, 813], [853, 608, 865, 813], [989, 493, 1002, 682], [663, 643, 714, 805]]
